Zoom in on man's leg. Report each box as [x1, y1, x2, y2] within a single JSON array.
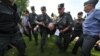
[[81, 34, 99, 56], [27, 26, 32, 41], [40, 31, 48, 53], [63, 33, 70, 52], [0, 36, 10, 56], [32, 30, 38, 46], [72, 34, 83, 55], [70, 31, 78, 43], [55, 33, 63, 52], [11, 33, 26, 56]]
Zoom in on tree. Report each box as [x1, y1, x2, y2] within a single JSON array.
[[16, 0, 29, 14]]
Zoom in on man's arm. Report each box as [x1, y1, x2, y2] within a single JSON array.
[[60, 13, 74, 33], [94, 10, 100, 21], [35, 15, 45, 26]]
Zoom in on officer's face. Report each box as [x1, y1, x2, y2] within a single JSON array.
[[41, 9, 46, 14], [78, 14, 83, 19], [31, 9, 35, 13], [58, 8, 64, 15], [84, 4, 94, 13]]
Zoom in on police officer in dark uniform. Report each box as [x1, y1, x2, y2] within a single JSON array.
[[70, 12, 84, 42], [35, 6, 52, 52], [55, 3, 73, 53], [28, 6, 38, 45], [0, 0, 26, 56], [71, 12, 84, 55]]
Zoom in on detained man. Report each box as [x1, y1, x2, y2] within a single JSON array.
[[82, 0, 100, 56]]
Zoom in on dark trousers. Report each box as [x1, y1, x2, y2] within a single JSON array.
[[31, 25, 38, 45], [71, 30, 83, 54], [56, 32, 70, 52], [24, 26, 32, 41], [40, 29, 48, 52], [0, 32, 26, 56], [81, 34, 99, 56], [72, 34, 83, 55], [70, 30, 82, 42]]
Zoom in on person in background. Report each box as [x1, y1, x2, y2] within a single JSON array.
[[22, 9, 32, 41], [71, 12, 84, 56], [28, 6, 39, 45]]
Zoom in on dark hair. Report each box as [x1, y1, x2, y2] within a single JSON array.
[[31, 6, 35, 10], [78, 12, 83, 15], [51, 13, 54, 17], [41, 6, 46, 11], [24, 9, 29, 14]]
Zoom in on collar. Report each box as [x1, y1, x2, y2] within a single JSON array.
[[59, 12, 65, 17], [87, 9, 95, 15]]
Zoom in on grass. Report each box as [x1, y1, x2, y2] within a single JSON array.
[[5, 35, 100, 56]]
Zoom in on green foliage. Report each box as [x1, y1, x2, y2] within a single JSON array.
[[16, 0, 29, 14]]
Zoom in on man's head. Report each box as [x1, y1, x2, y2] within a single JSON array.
[[41, 6, 46, 14], [77, 12, 83, 19], [31, 6, 35, 13], [23, 9, 29, 16], [84, 0, 99, 13], [58, 3, 65, 15]]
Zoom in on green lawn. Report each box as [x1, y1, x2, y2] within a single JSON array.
[[5, 36, 100, 56]]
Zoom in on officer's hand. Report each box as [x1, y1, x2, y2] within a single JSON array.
[[60, 30, 64, 33], [34, 27, 37, 31], [39, 22, 45, 26], [33, 25, 39, 31]]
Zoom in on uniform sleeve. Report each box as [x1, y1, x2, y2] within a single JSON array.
[[34, 15, 40, 24], [28, 14, 31, 22], [67, 13, 74, 27], [35, 15, 40, 21], [47, 16, 53, 23]]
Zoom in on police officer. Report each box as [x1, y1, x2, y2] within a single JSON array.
[[82, 0, 100, 56], [71, 12, 84, 55], [28, 6, 38, 45], [70, 12, 84, 42], [35, 6, 52, 52], [55, 3, 73, 53], [0, 0, 26, 56]]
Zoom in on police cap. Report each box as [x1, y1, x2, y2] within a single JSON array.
[[41, 6, 46, 11], [58, 3, 64, 9]]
